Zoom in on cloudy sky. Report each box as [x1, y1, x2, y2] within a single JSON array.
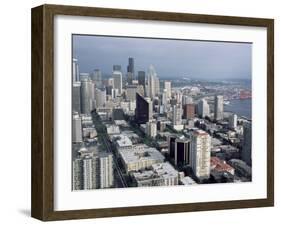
[[72, 35, 252, 80]]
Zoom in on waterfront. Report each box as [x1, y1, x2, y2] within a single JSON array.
[[225, 99, 252, 119]]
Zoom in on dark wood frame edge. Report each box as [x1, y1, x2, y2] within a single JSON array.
[[31, 4, 274, 221]]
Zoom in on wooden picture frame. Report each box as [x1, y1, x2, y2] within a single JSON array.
[[31, 4, 274, 221]]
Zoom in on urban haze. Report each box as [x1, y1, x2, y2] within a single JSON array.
[[72, 35, 252, 191]]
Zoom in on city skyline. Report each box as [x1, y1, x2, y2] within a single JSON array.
[[73, 35, 252, 79], [72, 36, 252, 191]]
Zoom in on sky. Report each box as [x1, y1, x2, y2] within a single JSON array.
[[72, 35, 252, 80]]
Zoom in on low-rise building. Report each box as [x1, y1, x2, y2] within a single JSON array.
[[132, 162, 179, 187], [118, 145, 165, 173]]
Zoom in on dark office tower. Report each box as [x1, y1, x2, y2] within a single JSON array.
[[242, 121, 252, 166], [168, 135, 177, 159], [135, 93, 152, 124], [127, 57, 134, 74], [183, 104, 195, 119], [175, 139, 190, 166], [113, 65, 122, 72], [138, 71, 146, 87], [105, 85, 113, 96]]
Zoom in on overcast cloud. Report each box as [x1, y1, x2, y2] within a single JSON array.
[[73, 35, 252, 80]]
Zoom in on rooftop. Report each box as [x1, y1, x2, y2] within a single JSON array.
[[119, 145, 164, 164]]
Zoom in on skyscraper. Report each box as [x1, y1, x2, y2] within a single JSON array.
[[72, 82, 81, 113], [112, 71, 123, 95], [242, 121, 252, 166], [183, 104, 195, 119], [127, 57, 134, 74], [81, 76, 93, 114], [95, 88, 106, 108], [161, 89, 168, 113], [198, 99, 210, 118], [91, 69, 102, 88], [164, 81, 171, 99], [135, 93, 152, 124], [99, 152, 114, 189], [72, 58, 79, 82], [172, 105, 183, 126], [214, 95, 224, 121], [147, 65, 159, 99], [126, 85, 138, 101], [72, 150, 114, 190], [146, 120, 157, 138], [137, 71, 146, 87], [175, 138, 191, 166], [72, 113, 82, 143], [190, 130, 211, 180], [229, 113, 238, 129]]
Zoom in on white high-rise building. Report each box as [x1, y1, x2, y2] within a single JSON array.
[[164, 81, 171, 99], [72, 151, 114, 190], [190, 130, 211, 180], [175, 91, 183, 105], [72, 154, 99, 190], [146, 120, 157, 138], [229, 113, 238, 129], [161, 89, 168, 112], [99, 153, 114, 189], [81, 76, 93, 114], [73, 82, 81, 113], [72, 58, 79, 82], [198, 99, 210, 118], [172, 105, 183, 126], [214, 95, 224, 121], [147, 65, 159, 99], [72, 113, 82, 143], [112, 71, 123, 95]]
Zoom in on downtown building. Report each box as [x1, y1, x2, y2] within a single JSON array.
[[72, 81, 81, 113], [146, 120, 157, 138], [198, 98, 210, 118], [214, 95, 224, 121], [72, 148, 114, 190], [190, 130, 211, 180], [168, 135, 191, 166], [118, 144, 165, 173], [183, 104, 195, 119], [135, 93, 153, 124], [132, 162, 179, 187], [112, 70, 123, 95], [229, 113, 238, 129], [147, 65, 160, 99], [80, 76, 94, 114], [72, 58, 80, 82], [164, 81, 172, 99], [172, 105, 183, 130], [242, 121, 252, 166], [72, 112, 83, 143]]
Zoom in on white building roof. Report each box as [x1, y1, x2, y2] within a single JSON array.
[[119, 145, 164, 164]]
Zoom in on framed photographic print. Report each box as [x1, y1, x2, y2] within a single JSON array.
[[31, 4, 274, 221]]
